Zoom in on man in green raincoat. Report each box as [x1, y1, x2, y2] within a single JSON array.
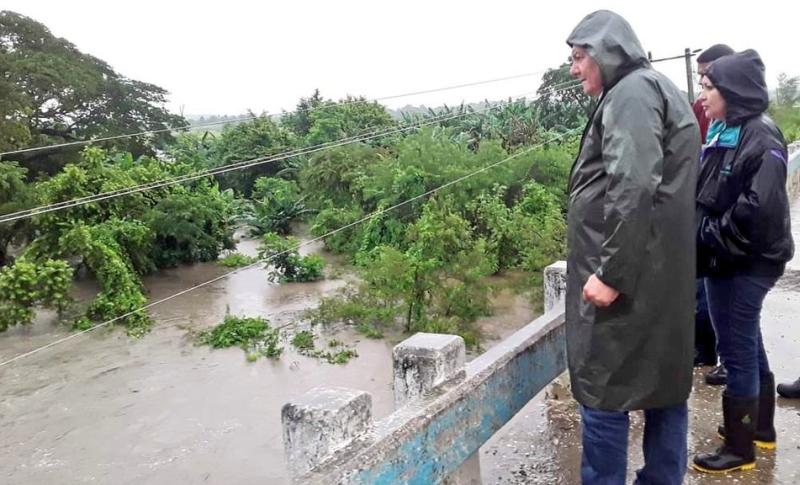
[[565, 10, 698, 484]]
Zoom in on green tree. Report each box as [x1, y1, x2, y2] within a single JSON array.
[[146, 182, 235, 268], [60, 220, 152, 335], [0, 161, 33, 266], [210, 116, 297, 195], [280, 89, 324, 137], [534, 63, 594, 131], [258, 232, 325, 283], [0, 259, 72, 331], [239, 177, 314, 235], [0, 11, 187, 175], [301, 95, 396, 147]]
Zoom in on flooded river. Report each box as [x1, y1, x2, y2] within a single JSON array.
[[0, 237, 537, 484]]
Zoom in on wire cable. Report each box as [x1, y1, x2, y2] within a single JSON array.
[[0, 81, 581, 224], [0, 125, 580, 368], [0, 69, 563, 159]]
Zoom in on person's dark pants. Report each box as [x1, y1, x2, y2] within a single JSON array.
[[695, 279, 717, 363], [705, 275, 777, 397], [580, 402, 688, 485]]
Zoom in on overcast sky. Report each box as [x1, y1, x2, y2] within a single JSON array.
[[5, 1, 798, 116]]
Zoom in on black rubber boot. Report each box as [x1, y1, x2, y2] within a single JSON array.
[[718, 372, 776, 449], [693, 393, 757, 474], [705, 364, 727, 386], [777, 377, 800, 399]]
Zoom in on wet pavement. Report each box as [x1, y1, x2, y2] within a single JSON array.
[[480, 198, 800, 484]]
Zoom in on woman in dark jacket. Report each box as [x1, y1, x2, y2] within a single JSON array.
[[693, 50, 794, 474]]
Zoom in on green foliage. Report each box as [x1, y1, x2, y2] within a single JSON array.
[[258, 232, 325, 282], [771, 105, 800, 143], [306, 291, 395, 335], [217, 252, 259, 268], [0, 11, 186, 174], [301, 95, 396, 147], [12, 147, 234, 335], [534, 63, 594, 131], [401, 99, 548, 151], [289, 328, 358, 364], [300, 143, 381, 207], [310, 205, 365, 255], [291, 330, 315, 350], [59, 220, 152, 336], [240, 177, 314, 235], [210, 116, 297, 195], [146, 182, 235, 267], [326, 348, 358, 365], [776, 73, 799, 108], [0, 161, 33, 266], [199, 314, 269, 348], [771, 73, 800, 143], [280, 90, 324, 137], [197, 314, 283, 360], [0, 259, 72, 331]]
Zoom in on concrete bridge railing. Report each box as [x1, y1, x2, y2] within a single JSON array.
[[280, 261, 567, 484], [787, 141, 800, 199], [278, 141, 799, 485]]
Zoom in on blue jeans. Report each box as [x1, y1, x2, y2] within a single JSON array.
[[695, 279, 717, 361], [580, 403, 688, 485], [705, 275, 777, 397]]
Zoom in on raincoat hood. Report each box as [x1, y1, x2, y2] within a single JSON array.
[[705, 49, 769, 126], [566, 10, 650, 90]]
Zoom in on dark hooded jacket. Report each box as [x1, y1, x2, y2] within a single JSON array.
[[696, 50, 794, 277], [565, 10, 699, 411]]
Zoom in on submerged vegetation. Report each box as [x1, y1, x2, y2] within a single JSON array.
[[5, 10, 795, 349]]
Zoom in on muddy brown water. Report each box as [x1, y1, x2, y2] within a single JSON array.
[[0, 238, 537, 485]]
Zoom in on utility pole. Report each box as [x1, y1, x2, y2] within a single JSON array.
[[684, 48, 695, 102]]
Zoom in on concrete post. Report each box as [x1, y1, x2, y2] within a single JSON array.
[[544, 261, 567, 313], [392, 332, 466, 408], [281, 386, 372, 478], [393, 333, 472, 484]]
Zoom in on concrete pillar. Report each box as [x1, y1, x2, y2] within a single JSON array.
[[544, 261, 572, 407], [392, 332, 466, 408], [281, 386, 372, 478], [393, 333, 475, 483], [544, 260, 567, 313]]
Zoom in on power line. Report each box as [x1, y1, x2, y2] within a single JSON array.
[[0, 49, 694, 161], [0, 81, 581, 224], [0, 126, 579, 368], [0, 69, 563, 159]]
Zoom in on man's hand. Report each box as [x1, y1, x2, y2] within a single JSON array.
[[583, 274, 620, 307]]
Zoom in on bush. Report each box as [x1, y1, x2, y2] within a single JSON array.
[[0, 259, 73, 331], [197, 314, 283, 361], [258, 232, 324, 282], [217, 252, 259, 268]]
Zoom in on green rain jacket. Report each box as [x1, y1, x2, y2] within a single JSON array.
[[565, 10, 699, 411]]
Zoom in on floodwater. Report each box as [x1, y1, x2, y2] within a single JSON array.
[[0, 237, 537, 485]]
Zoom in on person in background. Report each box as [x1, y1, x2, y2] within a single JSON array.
[[693, 44, 735, 388], [565, 10, 698, 484], [692, 49, 794, 474]]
